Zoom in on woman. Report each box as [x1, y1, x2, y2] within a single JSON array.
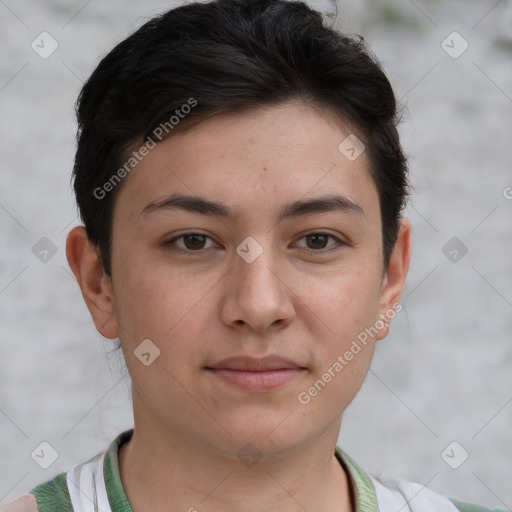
[[3, 1, 505, 510]]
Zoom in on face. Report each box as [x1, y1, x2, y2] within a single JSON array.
[[76, 100, 409, 459]]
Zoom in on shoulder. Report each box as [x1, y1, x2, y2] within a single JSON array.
[[0, 494, 39, 512], [336, 446, 506, 512], [370, 475, 509, 512], [29, 470, 74, 512], [448, 496, 510, 512], [1, 430, 131, 512], [4, 472, 73, 512]]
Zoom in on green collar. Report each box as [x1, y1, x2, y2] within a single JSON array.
[[335, 445, 379, 511], [103, 429, 133, 512], [104, 429, 379, 512]]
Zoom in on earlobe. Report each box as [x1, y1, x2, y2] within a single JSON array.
[[65, 226, 119, 339], [376, 217, 411, 341]]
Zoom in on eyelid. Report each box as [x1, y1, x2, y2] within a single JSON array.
[[164, 232, 220, 253], [164, 231, 346, 254], [293, 232, 346, 252]]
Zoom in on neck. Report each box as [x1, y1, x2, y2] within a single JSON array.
[[118, 415, 354, 512]]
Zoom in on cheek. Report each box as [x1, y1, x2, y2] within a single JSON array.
[[295, 266, 381, 404], [111, 251, 222, 385], [113, 264, 206, 402], [301, 264, 382, 339], [112, 254, 209, 340]]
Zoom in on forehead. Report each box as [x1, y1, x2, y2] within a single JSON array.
[[113, 100, 379, 226]]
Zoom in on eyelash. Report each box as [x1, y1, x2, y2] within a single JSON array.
[[164, 232, 345, 255]]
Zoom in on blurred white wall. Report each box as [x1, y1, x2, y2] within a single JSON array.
[[0, 0, 511, 508]]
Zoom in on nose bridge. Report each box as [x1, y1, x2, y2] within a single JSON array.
[[234, 237, 281, 299], [222, 235, 294, 331]]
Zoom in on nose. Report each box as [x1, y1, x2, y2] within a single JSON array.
[[220, 244, 295, 334]]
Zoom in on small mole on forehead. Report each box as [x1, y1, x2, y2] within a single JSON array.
[[263, 166, 267, 171]]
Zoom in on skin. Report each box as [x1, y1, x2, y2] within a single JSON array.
[[66, 100, 411, 512]]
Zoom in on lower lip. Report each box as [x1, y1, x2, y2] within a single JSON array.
[[206, 368, 305, 391]]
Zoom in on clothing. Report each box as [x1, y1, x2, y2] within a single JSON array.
[[3, 429, 507, 512]]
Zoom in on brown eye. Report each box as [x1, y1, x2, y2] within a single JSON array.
[[165, 233, 218, 253], [295, 232, 344, 252], [305, 234, 329, 250], [182, 234, 207, 250]]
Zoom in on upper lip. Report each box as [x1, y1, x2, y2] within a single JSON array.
[[206, 355, 305, 371]]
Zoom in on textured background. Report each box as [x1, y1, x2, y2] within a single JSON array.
[[1, 0, 511, 508]]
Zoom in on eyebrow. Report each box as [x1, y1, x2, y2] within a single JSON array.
[[140, 193, 365, 221]]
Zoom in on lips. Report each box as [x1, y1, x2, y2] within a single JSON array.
[[205, 355, 307, 391], [205, 355, 305, 372]]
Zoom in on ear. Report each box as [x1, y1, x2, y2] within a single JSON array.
[[375, 217, 411, 341], [65, 226, 119, 339]]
